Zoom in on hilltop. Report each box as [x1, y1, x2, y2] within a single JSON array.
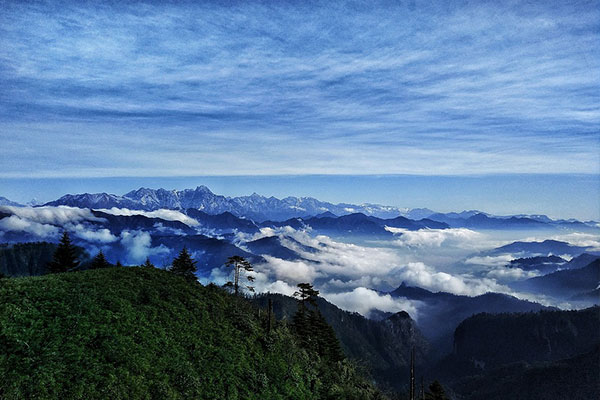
[[0, 267, 384, 399]]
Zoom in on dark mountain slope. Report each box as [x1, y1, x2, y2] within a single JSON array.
[[0, 267, 384, 399], [454, 346, 599, 400], [565, 253, 600, 269], [91, 211, 196, 235], [0, 242, 57, 276], [441, 308, 600, 400], [453, 307, 600, 368], [390, 283, 552, 353], [0, 242, 91, 277], [511, 259, 600, 299], [507, 255, 567, 273], [253, 293, 429, 391], [185, 209, 260, 233], [490, 239, 588, 257]]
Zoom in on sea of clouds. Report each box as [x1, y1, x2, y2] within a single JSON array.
[[1, 205, 598, 317]]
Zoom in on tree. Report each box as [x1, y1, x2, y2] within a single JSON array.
[[224, 256, 255, 295], [115, 260, 124, 268], [425, 380, 449, 400], [90, 251, 111, 269], [292, 283, 319, 332], [292, 283, 341, 357], [47, 232, 80, 273], [141, 258, 154, 268], [294, 282, 319, 308], [170, 247, 197, 281]]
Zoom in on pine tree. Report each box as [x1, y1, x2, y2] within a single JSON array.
[[90, 251, 111, 269], [47, 232, 80, 273], [294, 282, 319, 308], [115, 261, 124, 268], [308, 309, 344, 362], [292, 282, 320, 343], [170, 247, 197, 281], [425, 380, 448, 400], [224, 256, 255, 295], [141, 258, 155, 268]]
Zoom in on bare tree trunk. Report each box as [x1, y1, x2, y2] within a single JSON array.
[[234, 263, 239, 296]]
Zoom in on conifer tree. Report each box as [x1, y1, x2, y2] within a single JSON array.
[[224, 256, 255, 295], [141, 258, 155, 268], [90, 251, 111, 269], [308, 309, 344, 362], [170, 247, 197, 281], [425, 380, 448, 400], [47, 232, 80, 273], [115, 260, 124, 268]]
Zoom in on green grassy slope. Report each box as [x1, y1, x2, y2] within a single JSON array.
[[0, 267, 383, 400]]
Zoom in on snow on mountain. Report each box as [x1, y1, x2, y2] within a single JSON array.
[[44, 186, 408, 221]]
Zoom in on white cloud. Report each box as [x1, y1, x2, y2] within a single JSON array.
[[153, 222, 186, 236], [386, 227, 486, 249], [465, 254, 515, 267], [391, 261, 507, 296], [0, 205, 103, 225], [549, 232, 600, 251], [250, 226, 507, 297], [486, 267, 540, 281], [69, 224, 118, 243], [119, 230, 170, 264], [0, 215, 59, 238], [257, 256, 322, 283], [97, 207, 199, 227], [324, 287, 420, 319], [259, 279, 298, 297]]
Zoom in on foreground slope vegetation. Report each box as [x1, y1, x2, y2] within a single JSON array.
[[0, 267, 384, 400]]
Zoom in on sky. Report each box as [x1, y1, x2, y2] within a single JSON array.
[[0, 0, 599, 218]]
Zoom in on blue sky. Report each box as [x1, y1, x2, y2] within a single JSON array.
[[0, 1, 598, 218]]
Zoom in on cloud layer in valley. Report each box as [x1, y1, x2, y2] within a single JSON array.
[[224, 226, 518, 317]]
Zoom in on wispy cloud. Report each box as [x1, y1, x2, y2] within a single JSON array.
[[97, 207, 199, 227], [0, 0, 598, 177]]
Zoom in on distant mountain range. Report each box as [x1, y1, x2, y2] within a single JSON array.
[[42, 186, 409, 221], [0, 185, 586, 229], [0, 196, 23, 207]]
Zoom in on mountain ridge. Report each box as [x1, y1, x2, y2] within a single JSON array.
[[37, 186, 598, 227]]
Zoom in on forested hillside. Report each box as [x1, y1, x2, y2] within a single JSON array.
[[253, 293, 429, 391], [0, 267, 384, 399]]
